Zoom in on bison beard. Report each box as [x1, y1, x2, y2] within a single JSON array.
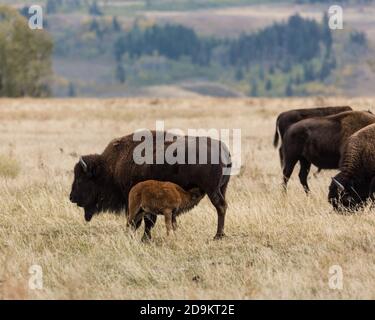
[[84, 207, 94, 222], [70, 131, 232, 240]]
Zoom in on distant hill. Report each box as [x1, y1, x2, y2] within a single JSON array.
[[12, 1, 375, 97]]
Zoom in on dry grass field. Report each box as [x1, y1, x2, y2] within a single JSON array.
[[1, 97, 375, 299]]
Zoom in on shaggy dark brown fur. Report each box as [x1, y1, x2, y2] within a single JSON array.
[[329, 123, 375, 210], [273, 106, 352, 168], [127, 180, 204, 237], [69, 131, 231, 240], [281, 110, 375, 192]]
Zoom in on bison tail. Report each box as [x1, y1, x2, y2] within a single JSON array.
[[273, 124, 279, 148], [279, 146, 284, 169]]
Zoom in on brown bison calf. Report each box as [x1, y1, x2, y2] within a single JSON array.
[[127, 180, 204, 238]]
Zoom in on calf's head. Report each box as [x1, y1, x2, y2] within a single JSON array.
[[188, 187, 205, 202], [328, 173, 369, 211], [70, 155, 105, 222]]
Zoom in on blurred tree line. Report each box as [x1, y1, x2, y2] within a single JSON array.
[[44, 0, 102, 15], [0, 6, 53, 97], [114, 14, 333, 70], [113, 14, 342, 96], [30, 1, 368, 97], [296, 0, 374, 3], [114, 24, 218, 65]]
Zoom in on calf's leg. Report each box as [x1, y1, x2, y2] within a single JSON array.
[[172, 214, 178, 231], [164, 209, 173, 236], [142, 214, 157, 242], [128, 208, 143, 230], [127, 198, 142, 228]]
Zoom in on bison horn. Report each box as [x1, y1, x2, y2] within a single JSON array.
[[79, 157, 88, 172], [332, 178, 345, 192]]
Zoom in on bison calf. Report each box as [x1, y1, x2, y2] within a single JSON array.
[[127, 180, 204, 238]]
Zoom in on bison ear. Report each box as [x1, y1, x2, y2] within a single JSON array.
[[332, 178, 345, 192]]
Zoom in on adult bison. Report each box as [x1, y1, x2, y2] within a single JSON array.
[[69, 130, 232, 240], [273, 106, 353, 172], [273, 106, 352, 148], [329, 123, 375, 211], [273, 106, 352, 167], [281, 110, 375, 193]]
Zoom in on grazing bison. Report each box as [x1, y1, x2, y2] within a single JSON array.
[[281, 110, 375, 192], [127, 180, 204, 237], [273, 106, 352, 167], [329, 123, 375, 211], [69, 130, 231, 240]]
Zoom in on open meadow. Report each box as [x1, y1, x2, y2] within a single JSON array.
[[1, 97, 375, 299]]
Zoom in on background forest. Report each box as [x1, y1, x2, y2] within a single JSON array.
[[1, 0, 374, 97]]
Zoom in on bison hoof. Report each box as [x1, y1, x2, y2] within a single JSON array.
[[214, 233, 226, 240], [141, 234, 152, 243]]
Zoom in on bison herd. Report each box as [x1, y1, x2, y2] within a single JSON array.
[[70, 106, 375, 240], [275, 106, 375, 210]]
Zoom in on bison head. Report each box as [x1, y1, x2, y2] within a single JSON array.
[[70, 155, 106, 222], [328, 173, 369, 211]]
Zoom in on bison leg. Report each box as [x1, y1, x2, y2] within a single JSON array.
[[298, 158, 311, 193], [208, 191, 227, 240], [164, 209, 173, 236], [220, 180, 229, 199], [313, 168, 322, 178], [134, 218, 142, 230], [142, 214, 157, 242], [133, 212, 144, 229], [128, 208, 144, 230], [282, 157, 298, 191], [172, 214, 178, 231], [368, 177, 375, 201], [128, 198, 142, 229]]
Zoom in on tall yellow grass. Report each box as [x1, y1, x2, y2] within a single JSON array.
[[0, 155, 20, 179], [1, 97, 375, 299]]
